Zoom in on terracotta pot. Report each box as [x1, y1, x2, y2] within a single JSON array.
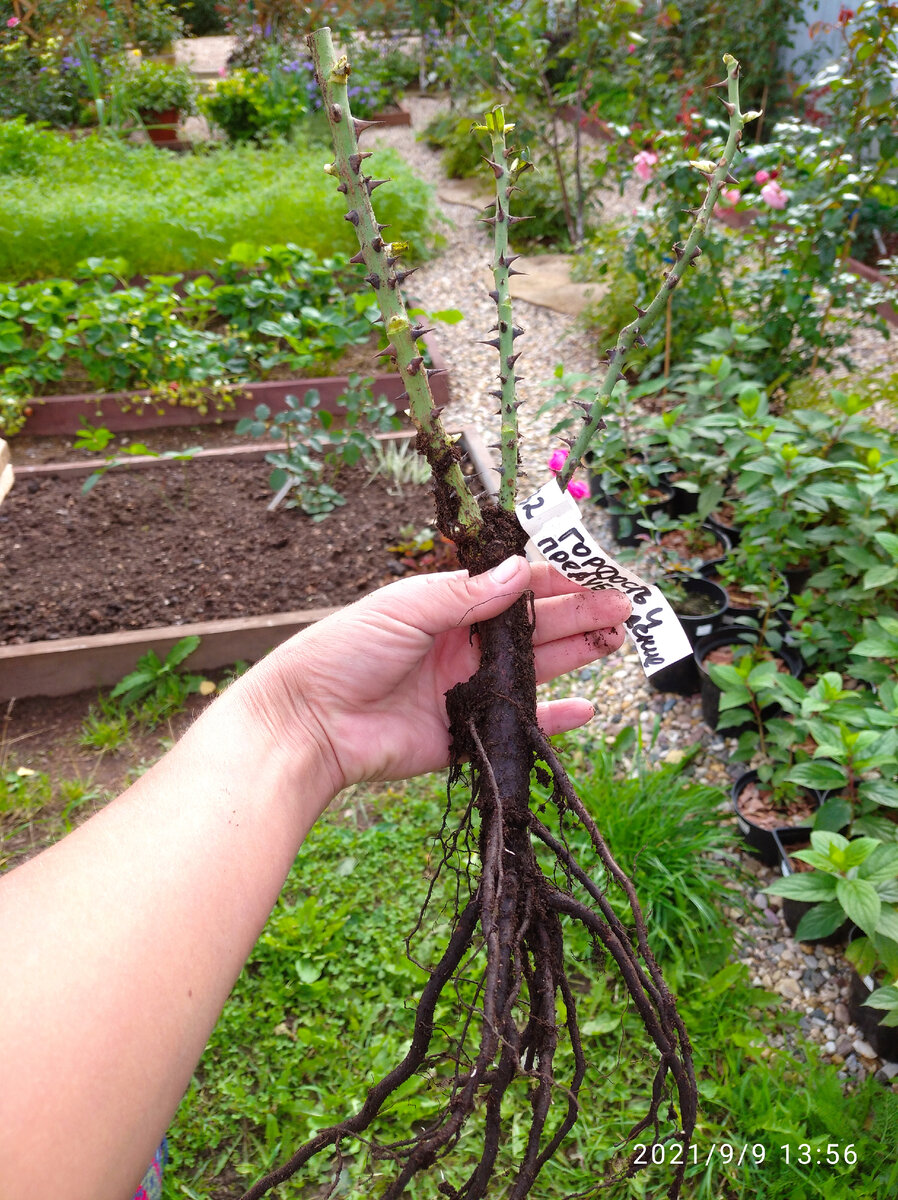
[[139, 106, 180, 143]]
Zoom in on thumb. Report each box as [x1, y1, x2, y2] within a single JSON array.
[[379, 555, 533, 638]]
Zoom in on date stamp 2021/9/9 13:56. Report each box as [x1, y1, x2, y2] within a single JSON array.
[[632, 1142, 859, 1169]]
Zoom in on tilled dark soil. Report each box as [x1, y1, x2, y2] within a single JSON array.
[[0, 458, 439, 644]]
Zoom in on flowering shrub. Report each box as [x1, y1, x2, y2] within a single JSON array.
[[0, 28, 91, 126], [633, 149, 658, 183], [0, 1, 185, 127]]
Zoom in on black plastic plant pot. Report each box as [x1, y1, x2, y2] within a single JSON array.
[[609, 487, 674, 547], [662, 574, 729, 646], [693, 627, 803, 733], [771, 830, 851, 946], [586, 466, 609, 507], [783, 561, 818, 597], [654, 523, 732, 574], [668, 482, 699, 518], [848, 963, 898, 1062], [699, 565, 788, 624], [731, 770, 817, 868], [705, 515, 741, 547], [648, 655, 700, 697]]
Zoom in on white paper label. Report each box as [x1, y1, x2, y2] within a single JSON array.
[[515, 480, 692, 677]]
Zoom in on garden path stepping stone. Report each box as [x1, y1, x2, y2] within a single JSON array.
[[477, 253, 607, 318]]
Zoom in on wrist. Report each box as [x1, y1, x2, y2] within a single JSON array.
[[223, 646, 345, 831]]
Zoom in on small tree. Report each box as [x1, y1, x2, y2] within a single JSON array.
[[241, 31, 753, 1200]]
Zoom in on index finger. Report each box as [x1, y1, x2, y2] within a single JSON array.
[[528, 560, 630, 604]]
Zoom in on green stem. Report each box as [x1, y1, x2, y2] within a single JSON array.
[[559, 53, 749, 490], [479, 107, 527, 512], [307, 27, 483, 536]]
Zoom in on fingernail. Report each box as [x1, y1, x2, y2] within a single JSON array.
[[489, 555, 522, 584]]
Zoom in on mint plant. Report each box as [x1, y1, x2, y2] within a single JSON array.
[[239, 33, 755, 1200]]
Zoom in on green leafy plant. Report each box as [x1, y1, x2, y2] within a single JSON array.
[[78, 695, 134, 754], [0, 764, 52, 817], [115, 57, 197, 116], [765, 830, 898, 944], [366, 436, 433, 494], [110, 636, 205, 713], [0, 130, 439, 282], [787, 672, 898, 841], [236, 376, 401, 519], [200, 50, 318, 143], [707, 543, 787, 615], [709, 646, 809, 815], [80, 436, 202, 495], [0, 246, 380, 436]]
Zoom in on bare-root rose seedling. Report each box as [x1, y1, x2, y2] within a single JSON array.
[[241, 31, 755, 1200]]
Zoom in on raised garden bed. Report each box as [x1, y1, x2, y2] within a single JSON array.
[[0, 427, 495, 700], [15, 332, 450, 437]]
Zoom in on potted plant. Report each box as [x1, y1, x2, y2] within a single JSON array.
[[848, 921, 898, 1062], [786, 671, 898, 842], [702, 541, 788, 621], [769, 831, 852, 946], [710, 652, 816, 864], [605, 454, 675, 546], [657, 571, 729, 646], [641, 506, 731, 570], [694, 624, 801, 733], [766, 830, 898, 939], [117, 59, 198, 143]]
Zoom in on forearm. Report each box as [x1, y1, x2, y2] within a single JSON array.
[[0, 668, 332, 1200]]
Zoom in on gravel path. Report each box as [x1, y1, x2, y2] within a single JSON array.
[[371, 97, 898, 1087], [369, 95, 622, 482]]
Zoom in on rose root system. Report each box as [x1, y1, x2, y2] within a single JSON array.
[[241, 505, 697, 1200]]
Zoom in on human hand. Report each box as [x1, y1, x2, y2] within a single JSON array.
[[242, 555, 629, 797]]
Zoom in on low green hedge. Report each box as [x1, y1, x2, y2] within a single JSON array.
[[0, 123, 440, 281]]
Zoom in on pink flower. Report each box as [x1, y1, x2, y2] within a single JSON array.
[[760, 180, 788, 209], [548, 447, 589, 500], [633, 149, 658, 183], [6, 15, 19, 26], [719, 187, 740, 206], [627, 42, 637, 54], [547, 447, 568, 473], [754, 169, 771, 185]]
